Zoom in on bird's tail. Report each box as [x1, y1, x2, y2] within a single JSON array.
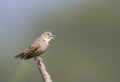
[[14, 49, 35, 59], [14, 52, 25, 59]]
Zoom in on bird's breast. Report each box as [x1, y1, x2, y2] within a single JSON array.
[[40, 42, 48, 51]]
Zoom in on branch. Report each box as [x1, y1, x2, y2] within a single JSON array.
[[34, 56, 52, 82]]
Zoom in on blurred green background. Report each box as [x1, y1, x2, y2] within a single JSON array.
[[0, 0, 120, 82]]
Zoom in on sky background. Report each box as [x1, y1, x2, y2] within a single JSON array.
[[0, 0, 120, 82]]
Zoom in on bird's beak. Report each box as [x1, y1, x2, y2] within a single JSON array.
[[51, 35, 55, 39]]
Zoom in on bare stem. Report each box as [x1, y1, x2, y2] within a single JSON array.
[[34, 56, 52, 82]]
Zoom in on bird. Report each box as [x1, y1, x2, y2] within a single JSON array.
[[14, 31, 55, 59]]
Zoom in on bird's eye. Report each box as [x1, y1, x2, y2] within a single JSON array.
[[46, 32, 50, 35]]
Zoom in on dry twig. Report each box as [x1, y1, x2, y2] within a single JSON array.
[[35, 57, 52, 82]]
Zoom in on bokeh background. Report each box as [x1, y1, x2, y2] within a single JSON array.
[[0, 0, 120, 82]]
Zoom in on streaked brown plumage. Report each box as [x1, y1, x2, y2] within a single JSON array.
[[14, 31, 55, 59]]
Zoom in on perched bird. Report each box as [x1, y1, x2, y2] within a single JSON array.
[[14, 31, 55, 59]]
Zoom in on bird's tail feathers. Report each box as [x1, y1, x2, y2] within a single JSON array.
[[14, 49, 35, 59], [14, 52, 25, 59]]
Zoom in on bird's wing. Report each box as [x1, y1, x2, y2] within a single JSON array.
[[24, 41, 40, 55], [14, 42, 40, 59], [28, 41, 40, 50]]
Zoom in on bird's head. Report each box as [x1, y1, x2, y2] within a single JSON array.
[[41, 31, 55, 43]]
